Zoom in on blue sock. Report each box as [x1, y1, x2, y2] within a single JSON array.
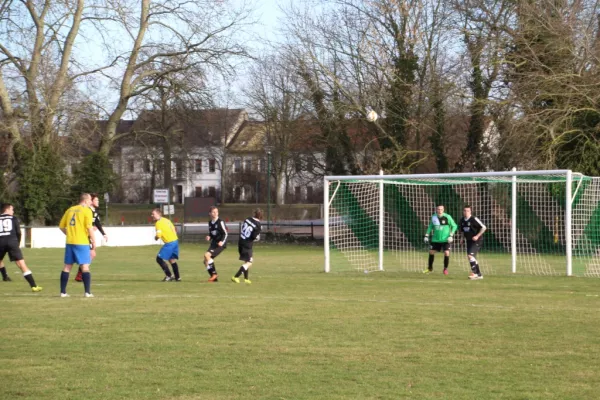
[[82, 272, 91, 293], [60, 271, 69, 294]]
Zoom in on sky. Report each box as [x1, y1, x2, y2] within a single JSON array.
[[68, 0, 289, 117]]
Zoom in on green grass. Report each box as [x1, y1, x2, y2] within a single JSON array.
[[2, 244, 600, 399]]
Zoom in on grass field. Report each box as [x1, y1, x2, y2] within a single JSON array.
[[2, 244, 600, 399]]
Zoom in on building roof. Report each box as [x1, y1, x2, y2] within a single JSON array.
[[128, 108, 247, 148]]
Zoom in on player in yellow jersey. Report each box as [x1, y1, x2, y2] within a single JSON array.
[[58, 193, 95, 298], [151, 208, 181, 282]]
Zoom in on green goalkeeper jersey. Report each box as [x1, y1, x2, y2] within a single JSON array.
[[426, 213, 458, 243]]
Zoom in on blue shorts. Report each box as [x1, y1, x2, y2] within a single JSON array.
[[158, 240, 179, 260], [64, 244, 91, 265]]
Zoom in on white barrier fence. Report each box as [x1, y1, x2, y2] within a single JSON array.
[[24, 226, 161, 249]]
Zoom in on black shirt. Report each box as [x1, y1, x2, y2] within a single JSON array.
[[208, 218, 228, 247], [239, 217, 261, 242], [0, 213, 21, 244], [91, 207, 106, 235], [460, 216, 486, 242]]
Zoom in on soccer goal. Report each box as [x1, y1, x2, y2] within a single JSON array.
[[324, 169, 600, 277]]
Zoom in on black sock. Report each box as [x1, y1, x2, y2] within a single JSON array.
[[469, 260, 478, 274], [60, 271, 69, 294], [243, 267, 249, 280], [0, 266, 7, 279], [82, 272, 91, 293], [24, 272, 36, 287], [475, 263, 481, 276], [234, 266, 244, 278], [171, 262, 180, 280], [78, 266, 82, 274], [156, 256, 171, 277], [444, 256, 449, 270], [428, 254, 434, 270], [207, 262, 217, 276]]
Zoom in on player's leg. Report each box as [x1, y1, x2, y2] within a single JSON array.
[[61, 245, 77, 296], [206, 247, 222, 282], [0, 257, 11, 281], [467, 242, 483, 279], [72, 245, 93, 296], [443, 246, 450, 275], [424, 245, 436, 274], [14, 259, 42, 291], [75, 265, 83, 282], [233, 244, 253, 284], [168, 241, 181, 281], [156, 244, 173, 281]]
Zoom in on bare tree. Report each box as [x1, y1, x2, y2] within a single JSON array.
[[243, 53, 315, 205], [98, 0, 253, 154]]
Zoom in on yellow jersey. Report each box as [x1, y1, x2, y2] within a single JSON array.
[[59, 205, 93, 245], [155, 217, 178, 243]]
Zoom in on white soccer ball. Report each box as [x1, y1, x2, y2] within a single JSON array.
[[366, 110, 378, 122], [364, 270, 369, 274]]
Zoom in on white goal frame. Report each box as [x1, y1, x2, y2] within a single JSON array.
[[324, 169, 580, 275]]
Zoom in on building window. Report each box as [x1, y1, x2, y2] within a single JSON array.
[[258, 158, 266, 172], [244, 159, 252, 172], [295, 186, 302, 202], [208, 186, 216, 197], [173, 160, 183, 179], [234, 186, 242, 201], [307, 186, 313, 201], [128, 160, 135, 173], [195, 186, 203, 197], [158, 159, 165, 173], [306, 158, 314, 173], [195, 159, 202, 173], [294, 158, 302, 173], [209, 159, 216, 173], [144, 160, 151, 173], [233, 158, 242, 173]]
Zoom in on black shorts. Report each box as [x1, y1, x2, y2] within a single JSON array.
[[430, 242, 451, 252], [207, 245, 226, 259], [238, 241, 254, 262], [0, 242, 23, 262], [466, 240, 481, 256]]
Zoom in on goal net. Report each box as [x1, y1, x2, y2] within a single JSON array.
[[324, 170, 600, 277]]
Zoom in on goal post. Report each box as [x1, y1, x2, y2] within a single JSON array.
[[324, 169, 600, 277]]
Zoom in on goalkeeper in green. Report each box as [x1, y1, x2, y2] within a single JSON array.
[[424, 205, 458, 275]]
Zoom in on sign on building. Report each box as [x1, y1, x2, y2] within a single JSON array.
[[153, 189, 170, 204]]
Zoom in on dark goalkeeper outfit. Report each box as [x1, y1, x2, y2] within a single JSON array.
[[424, 212, 458, 274]]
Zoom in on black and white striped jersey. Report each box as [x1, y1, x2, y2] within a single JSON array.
[[208, 218, 228, 247], [460, 216, 486, 242], [239, 217, 261, 243], [0, 213, 21, 244]]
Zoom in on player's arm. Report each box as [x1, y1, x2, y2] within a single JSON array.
[[445, 214, 458, 243], [155, 222, 162, 241], [14, 217, 22, 243], [250, 224, 262, 241], [218, 220, 228, 246], [473, 217, 487, 240], [424, 219, 433, 243], [94, 216, 107, 237], [85, 210, 96, 249], [59, 212, 68, 235]]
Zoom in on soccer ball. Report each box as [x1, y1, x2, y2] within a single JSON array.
[[366, 110, 378, 122]]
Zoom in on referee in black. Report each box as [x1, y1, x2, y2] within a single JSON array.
[[0, 203, 42, 291], [459, 205, 486, 280]]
